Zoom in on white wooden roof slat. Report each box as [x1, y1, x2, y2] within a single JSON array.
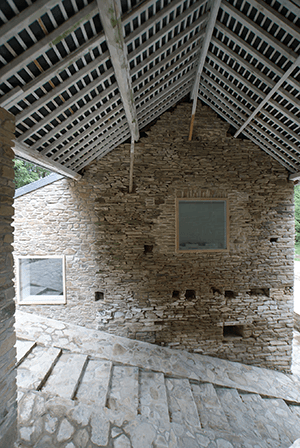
[[18, 68, 116, 142], [30, 82, 118, 152], [41, 44, 197, 159], [203, 62, 300, 146], [221, 2, 299, 63], [206, 52, 300, 127], [234, 55, 300, 137], [201, 73, 300, 162], [214, 21, 300, 92], [15, 52, 111, 124], [199, 83, 298, 170], [68, 117, 130, 170], [50, 103, 125, 163], [0, 0, 61, 46], [210, 37, 300, 112], [248, 0, 300, 44], [0, 2, 98, 84]]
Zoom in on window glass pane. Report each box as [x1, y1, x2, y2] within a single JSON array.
[[19, 257, 64, 303], [178, 200, 227, 251]]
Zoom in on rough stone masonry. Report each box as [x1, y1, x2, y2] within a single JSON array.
[[13, 102, 295, 372], [0, 107, 17, 448]]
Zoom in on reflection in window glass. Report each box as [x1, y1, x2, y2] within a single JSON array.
[[18, 257, 66, 304], [178, 200, 227, 251]]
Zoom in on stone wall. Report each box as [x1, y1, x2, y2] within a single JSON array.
[[14, 102, 295, 372], [0, 108, 17, 448]]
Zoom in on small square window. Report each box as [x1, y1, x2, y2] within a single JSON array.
[[176, 199, 228, 252], [17, 256, 66, 305]]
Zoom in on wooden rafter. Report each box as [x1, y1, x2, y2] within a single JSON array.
[[97, 0, 139, 142], [14, 141, 81, 180], [188, 0, 221, 141]]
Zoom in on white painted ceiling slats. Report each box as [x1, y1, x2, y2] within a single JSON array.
[[0, 0, 299, 177]]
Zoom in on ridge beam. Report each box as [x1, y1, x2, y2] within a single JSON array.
[[97, 0, 139, 142]]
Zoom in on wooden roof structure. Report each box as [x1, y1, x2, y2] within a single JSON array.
[[0, 0, 299, 182]]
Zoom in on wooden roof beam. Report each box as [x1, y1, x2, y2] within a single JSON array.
[[234, 55, 300, 138], [188, 0, 222, 141], [14, 141, 82, 180], [289, 172, 300, 181], [97, 0, 139, 142]]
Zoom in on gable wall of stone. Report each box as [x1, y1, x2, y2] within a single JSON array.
[[13, 103, 295, 372]]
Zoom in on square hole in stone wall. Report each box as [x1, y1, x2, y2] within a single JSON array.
[[95, 291, 104, 301], [223, 325, 244, 338], [144, 245, 153, 254], [185, 290, 196, 299], [225, 290, 235, 298], [172, 290, 180, 298]]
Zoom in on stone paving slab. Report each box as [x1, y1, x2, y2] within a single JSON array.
[[16, 340, 36, 366], [139, 370, 170, 429], [17, 345, 61, 391], [191, 383, 230, 432], [107, 365, 139, 426], [43, 352, 87, 399], [15, 311, 300, 403], [216, 388, 263, 442], [166, 377, 201, 430], [264, 398, 300, 443], [240, 393, 292, 447], [76, 358, 112, 406]]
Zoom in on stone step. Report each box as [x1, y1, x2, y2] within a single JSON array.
[[215, 387, 262, 440], [261, 398, 300, 444], [17, 345, 61, 391], [239, 393, 291, 447], [191, 382, 230, 431], [139, 370, 170, 429], [76, 358, 112, 406], [106, 365, 139, 424], [43, 352, 88, 399], [289, 404, 300, 420], [165, 377, 201, 430], [16, 339, 36, 367]]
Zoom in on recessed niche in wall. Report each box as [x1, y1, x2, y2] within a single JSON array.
[[223, 325, 244, 338], [144, 245, 153, 254], [185, 290, 196, 299], [249, 288, 270, 297], [95, 291, 104, 301], [225, 290, 235, 298], [270, 237, 278, 243], [172, 290, 180, 298], [17, 256, 66, 305]]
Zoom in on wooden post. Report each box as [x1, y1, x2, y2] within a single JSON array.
[[129, 135, 135, 193]]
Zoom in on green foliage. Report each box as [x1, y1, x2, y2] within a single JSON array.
[[295, 184, 300, 243], [14, 159, 50, 189]]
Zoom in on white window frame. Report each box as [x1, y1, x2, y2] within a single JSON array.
[[16, 255, 66, 305], [176, 198, 229, 253]]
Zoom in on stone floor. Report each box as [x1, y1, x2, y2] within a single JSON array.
[[14, 310, 300, 448]]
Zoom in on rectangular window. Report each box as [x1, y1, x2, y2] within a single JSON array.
[[176, 199, 229, 252], [17, 256, 66, 305]]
